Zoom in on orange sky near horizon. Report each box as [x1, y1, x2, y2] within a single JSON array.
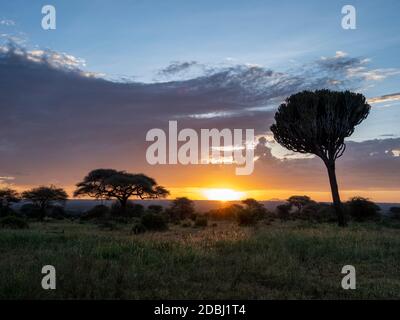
[[4, 183, 400, 203]]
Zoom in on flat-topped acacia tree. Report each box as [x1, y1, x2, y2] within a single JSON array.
[[270, 89, 370, 226], [74, 169, 169, 210], [22, 185, 68, 220]]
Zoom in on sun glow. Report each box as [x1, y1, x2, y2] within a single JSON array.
[[202, 188, 246, 201]]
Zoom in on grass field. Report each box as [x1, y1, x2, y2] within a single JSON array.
[[1, 220, 400, 299]]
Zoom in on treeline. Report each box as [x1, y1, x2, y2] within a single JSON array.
[[1, 181, 400, 233], [0, 168, 399, 232]]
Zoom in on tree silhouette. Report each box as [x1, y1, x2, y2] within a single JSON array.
[[0, 188, 20, 208], [287, 195, 314, 213], [22, 185, 68, 220], [74, 169, 169, 210], [166, 197, 195, 221], [270, 90, 370, 226]]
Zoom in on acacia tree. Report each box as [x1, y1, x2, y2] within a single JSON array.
[[287, 195, 314, 212], [270, 90, 370, 226], [0, 188, 20, 208], [22, 186, 68, 220], [74, 169, 169, 210], [166, 197, 196, 221]]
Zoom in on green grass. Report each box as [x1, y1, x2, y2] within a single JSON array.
[[1, 220, 400, 299]]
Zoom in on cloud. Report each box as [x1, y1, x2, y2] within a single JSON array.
[[0, 176, 15, 187], [158, 61, 199, 76], [0, 19, 15, 26], [0, 44, 399, 192], [253, 138, 400, 190], [0, 44, 91, 76], [318, 52, 400, 83], [347, 68, 400, 81], [368, 92, 400, 104]]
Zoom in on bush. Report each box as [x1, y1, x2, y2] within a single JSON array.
[[49, 205, 66, 220], [300, 203, 337, 223], [81, 205, 110, 221], [346, 197, 381, 222], [0, 206, 18, 218], [390, 207, 400, 220], [0, 216, 29, 229], [316, 204, 338, 223], [194, 215, 208, 227], [180, 219, 192, 227], [141, 213, 168, 231], [97, 221, 118, 231], [242, 198, 270, 220], [166, 197, 195, 221], [147, 205, 163, 214], [207, 204, 243, 221], [276, 203, 292, 221], [131, 222, 146, 234], [237, 209, 259, 226], [19, 203, 42, 219], [110, 202, 144, 218], [287, 195, 315, 212]]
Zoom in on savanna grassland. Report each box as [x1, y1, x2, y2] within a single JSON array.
[[1, 220, 400, 299]]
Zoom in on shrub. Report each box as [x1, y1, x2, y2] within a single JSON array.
[[110, 201, 144, 217], [194, 215, 208, 227], [242, 198, 270, 220], [276, 203, 292, 221], [180, 219, 192, 228], [237, 209, 259, 226], [0, 206, 18, 218], [81, 205, 110, 221], [129, 203, 145, 217], [20, 203, 42, 219], [301, 203, 337, 223], [166, 197, 195, 221], [141, 213, 168, 231], [131, 222, 146, 234], [147, 205, 163, 214], [346, 197, 381, 222], [97, 221, 117, 231], [390, 207, 400, 220], [390, 207, 400, 214], [49, 205, 66, 220], [207, 204, 244, 221], [0, 216, 29, 229], [316, 204, 338, 223], [287, 195, 315, 212]]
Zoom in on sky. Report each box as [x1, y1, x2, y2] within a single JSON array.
[[0, 0, 399, 202]]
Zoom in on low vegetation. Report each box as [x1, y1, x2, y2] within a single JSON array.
[[1, 219, 400, 299], [1, 179, 399, 299], [0, 216, 29, 229]]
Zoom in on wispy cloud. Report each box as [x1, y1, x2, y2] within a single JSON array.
[[368, 92, 400, 104], [0, 19, 15, 26], [317, 51, 400, 84], [0, 176, 15, 187], [158, 61, 199, 76]]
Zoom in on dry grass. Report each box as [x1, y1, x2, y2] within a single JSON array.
[[1, 219, 400, 299]]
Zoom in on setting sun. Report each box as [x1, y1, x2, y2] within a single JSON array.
[[202, 188, 246, 201]]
